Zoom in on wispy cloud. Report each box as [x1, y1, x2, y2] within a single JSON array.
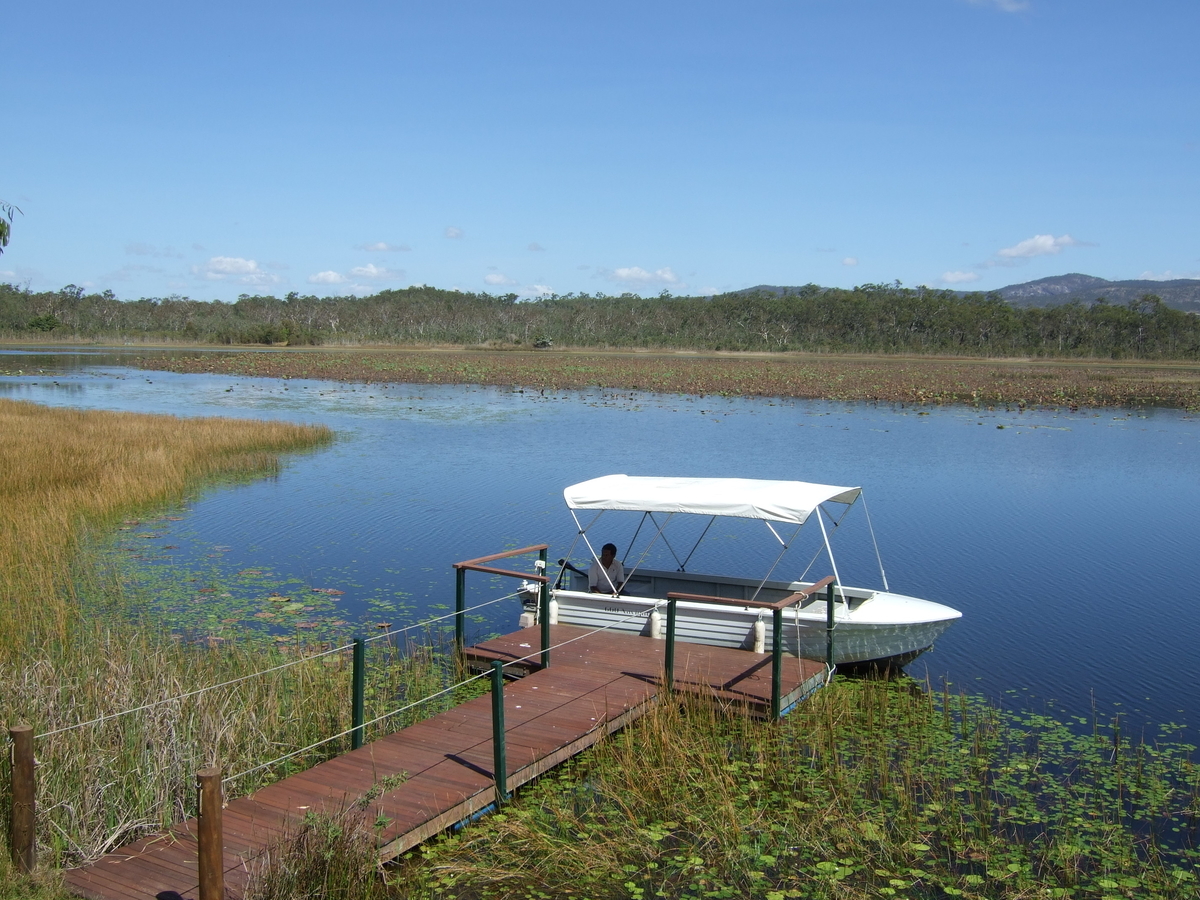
[[195, 256, 282, 286], [941, 271, 981, 284], [360, 242, 411, 252], [519, 284, 554, 298], [528, 242, 545, 252], [965, 0, 1029, 12], [307, 270, 347, 285], [103, 263, 162, 282], [1139, 269, 1200, 281], [484, 273, 517, 286], [606, 266, 680, 287], [842, 257, 858, 267], [997, 234, 1080, 259], [350, 263, 402, 280], [444, 226, 463, 239], [125, 242, 183, 259]]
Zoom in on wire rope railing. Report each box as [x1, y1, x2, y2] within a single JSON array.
[[5, 541, 836, 886], [25, 588, 524, 741]]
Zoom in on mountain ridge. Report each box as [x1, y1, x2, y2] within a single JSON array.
[[738, 274, 1200, 313]]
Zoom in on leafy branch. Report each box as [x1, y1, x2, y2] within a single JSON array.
[[0, 200, 22, 256]]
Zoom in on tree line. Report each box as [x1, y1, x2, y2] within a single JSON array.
[[2, 281, 1197, 359]]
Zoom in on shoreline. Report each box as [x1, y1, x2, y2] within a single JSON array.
[[112, 346, 1200, 410]]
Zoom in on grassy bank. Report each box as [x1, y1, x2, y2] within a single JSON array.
[[129, 349, 1200, 410], [0, 401, 474, 892], [240, 680, 1200, 900], [395, 681, 1200, 899]]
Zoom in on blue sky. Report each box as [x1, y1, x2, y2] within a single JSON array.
[[4, 0, 1197, 301]]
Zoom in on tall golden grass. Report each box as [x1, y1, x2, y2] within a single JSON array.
[[0, 398, 330, 635], [0, 399, 372, 880]]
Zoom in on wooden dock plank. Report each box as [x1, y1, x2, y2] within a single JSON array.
[[64, 625, 827, 899]]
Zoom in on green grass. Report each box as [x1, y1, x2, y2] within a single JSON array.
[[382, 679, 1200, 899]]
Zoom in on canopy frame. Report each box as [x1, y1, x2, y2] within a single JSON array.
[[559, 475, 885, 601]]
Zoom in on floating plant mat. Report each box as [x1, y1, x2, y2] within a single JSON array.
[[86, 509, 429, 645]]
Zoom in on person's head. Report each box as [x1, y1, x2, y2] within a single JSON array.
[[600, 543, 617, 565]]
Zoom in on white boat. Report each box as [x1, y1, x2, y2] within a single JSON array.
[[540, 474, 961, 668]]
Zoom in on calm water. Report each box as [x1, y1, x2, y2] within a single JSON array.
[[4, 348, 1199, 736]]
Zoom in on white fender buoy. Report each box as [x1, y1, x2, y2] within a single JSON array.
[[649, 608, 663, 639], [548, 597, 559, 625], [753, 618, 765, 654]]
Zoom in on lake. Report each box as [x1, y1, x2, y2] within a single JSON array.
[[3, 347, 1199, 738]]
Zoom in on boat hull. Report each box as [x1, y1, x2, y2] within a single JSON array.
[[549, 584, 959, 667]]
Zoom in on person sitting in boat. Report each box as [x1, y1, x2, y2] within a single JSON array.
[[588, 543, 625, 594]]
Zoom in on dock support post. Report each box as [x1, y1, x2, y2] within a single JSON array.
[[664, 599, 677, 694], [455, 567, 466, 654], [771, 608, 783, 720], [490, 660, 507, 804], [8, 725, 34, 874], [825, 582, 836, 674], [351, 637, 366, 750], [539, 549, 550, 669], [196, 767, 223, 900]]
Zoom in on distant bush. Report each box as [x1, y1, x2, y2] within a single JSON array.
[[1, 281, 1197, 359]]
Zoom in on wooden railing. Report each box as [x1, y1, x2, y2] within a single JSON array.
[[664, 575, 838, 719], [453, 544, 550, 667]]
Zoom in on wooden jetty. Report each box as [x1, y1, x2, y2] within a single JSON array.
[[64, 625, 827, 900]]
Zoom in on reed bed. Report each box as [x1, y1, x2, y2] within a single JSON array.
[[0, 398, 331, 637], [0, 399, 450, 886], [388, 680, 1200, 899], [134, 349, 1200, 410]]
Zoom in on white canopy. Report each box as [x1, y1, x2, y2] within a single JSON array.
[[564, 475, 861, 525]]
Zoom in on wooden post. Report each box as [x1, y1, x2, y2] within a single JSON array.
[[825, 581, 836, 673], [8, 725, 35, 874], [490, 661, 507, 805], [196, 767, 223, 900], [771, 607, 783, 720], [351, 637, 366, 750], [454, 567, 466, 653], [664, 599, 677, 693], [538, 548, 550, 669]]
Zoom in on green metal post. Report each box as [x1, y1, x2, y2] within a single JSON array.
[[455, 567, 466, 653], [539, 547, 550, 669], [771, 607, 783, 720], [664, 599, 677, 693], [351, 638, 365, 750], [825, 582, 836, 673], [490, 660, 507, 804]]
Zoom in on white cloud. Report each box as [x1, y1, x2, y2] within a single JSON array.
[[350, 263, 402, 280], [1139, 269, 1199, 281], [518, 284, 554, 298], [307, 270, 347, 285], [125, 242, 183, 258], [361, 242, 411, 252], [484, 273, 517, 286], [528, 242, 545, 252], [842, 257, 858, 266], [965, 0, 1029, 12], [104, 263, 162, 282], [607, 266, 680, 286], [941, 271, 981, 284], [194, 256, 282, 286], [0, 269, 16, 279], [997, 234, 1080, 259], [445, 226, 463, 239]]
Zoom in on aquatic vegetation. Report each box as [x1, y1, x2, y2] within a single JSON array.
[[134, 349, 1200, 411], [0, 401, 472, 877], [393, 679, 1200, 899]]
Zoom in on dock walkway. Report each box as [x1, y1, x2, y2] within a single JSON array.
[[65, 625, 827, 900]]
